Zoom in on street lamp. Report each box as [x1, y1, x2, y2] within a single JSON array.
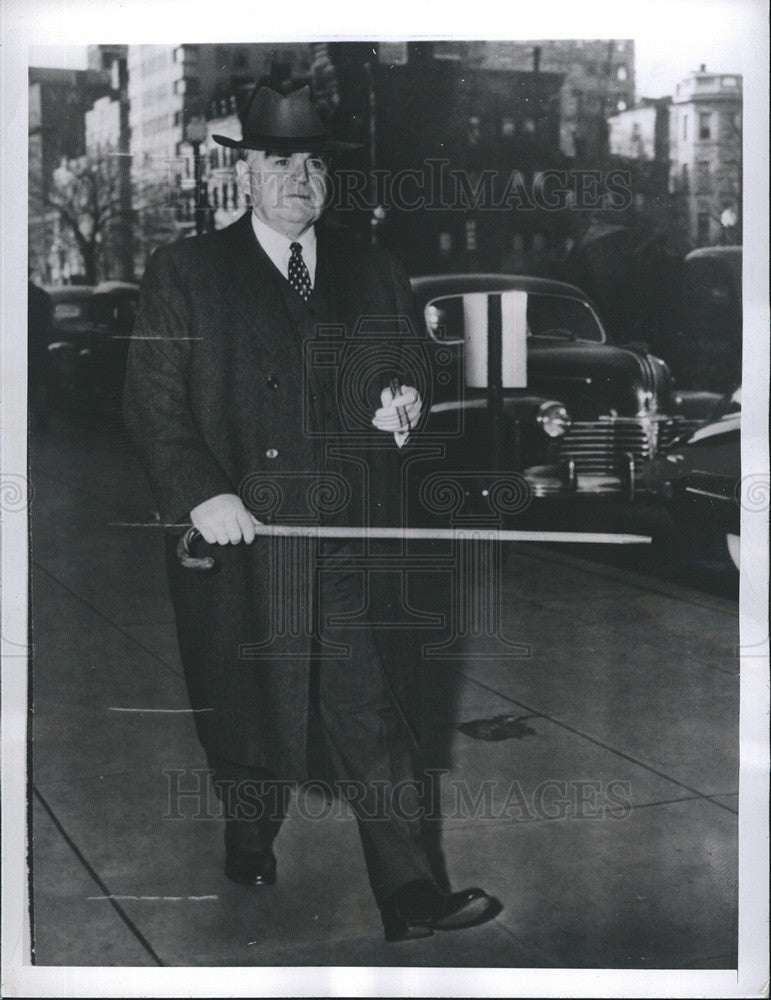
[[185, 116, 209, 236], [720, 206, 738, 244]]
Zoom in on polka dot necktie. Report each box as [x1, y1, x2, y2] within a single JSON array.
[[288, 242, 312, 302]]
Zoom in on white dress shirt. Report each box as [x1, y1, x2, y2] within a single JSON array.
[[251, 214, 317, 288]]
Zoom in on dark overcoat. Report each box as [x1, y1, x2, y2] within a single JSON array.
[[123, 211, 429, 779]]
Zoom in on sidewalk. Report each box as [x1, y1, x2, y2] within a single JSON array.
[[28, 411, 739, 968]]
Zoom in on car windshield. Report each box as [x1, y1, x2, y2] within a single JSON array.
[[53, 301, 89, 322], [425, 289, 605, 344], [526, 293, 604, 342]]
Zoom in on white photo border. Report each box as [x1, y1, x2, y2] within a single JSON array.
[[2, 0, 768, 996]]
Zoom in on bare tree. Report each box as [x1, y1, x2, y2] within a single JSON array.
[[30, 149, 134, 284]]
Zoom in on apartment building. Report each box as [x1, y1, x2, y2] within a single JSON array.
[[669, 66, 742, 246]]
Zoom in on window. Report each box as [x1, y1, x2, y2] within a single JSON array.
[[526, 293, 604, 342], [465, 219, 477, 252], [234, 48, 248, 70], [54, 301, 88, 322], [682, 114, 688, 140], [696, 160, 711, 193], [617, 65, 628, 82], [571, 89, 584, 116], [697, 211, 711, 244], [681, 163, 689, 191], [433, 41, 466, 61], [721, 76, 739, 87], [699, 112, 712, 140]]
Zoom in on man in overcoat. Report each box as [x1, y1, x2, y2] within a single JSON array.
[[123, 85, 495, 942]]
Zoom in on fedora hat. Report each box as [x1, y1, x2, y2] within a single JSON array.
[[212, 85, 361, 152]]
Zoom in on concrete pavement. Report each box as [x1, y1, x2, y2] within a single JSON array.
[[27, 410, 738, 968]]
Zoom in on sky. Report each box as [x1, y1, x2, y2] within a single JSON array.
[[29, 32, 748, 102]]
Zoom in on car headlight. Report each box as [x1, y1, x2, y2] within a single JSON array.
[[635, 388, 655, 416], [425, 305, 441, 334], [536, 401, 572, 437]]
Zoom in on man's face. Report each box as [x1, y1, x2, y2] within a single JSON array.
[[236, 149, 328, 237]]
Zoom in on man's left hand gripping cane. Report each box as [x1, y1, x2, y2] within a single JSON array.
[[372, 381, 422, 448]]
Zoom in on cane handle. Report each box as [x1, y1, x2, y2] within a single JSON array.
[[176, 526, 217, 572]]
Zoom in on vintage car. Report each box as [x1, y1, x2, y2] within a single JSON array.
[[635, 386, 741, 570], [45, 281, 139, 412], [666, 245, 742, 394], [411, 274, 719, 502]]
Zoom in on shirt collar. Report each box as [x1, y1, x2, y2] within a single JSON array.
[[250, 212, 317, 285]]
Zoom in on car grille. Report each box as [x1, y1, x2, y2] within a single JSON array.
[[557, 415, 701, 475], [658, 417, 704, 450]]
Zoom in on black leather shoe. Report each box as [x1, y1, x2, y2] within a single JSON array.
[[224, 848, 277, 886], [380, 879, 497, 942]]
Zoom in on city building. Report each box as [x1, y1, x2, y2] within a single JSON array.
[[608, 98, 670, 162], [668, 66, 742, 246], [485, 40, 636, 158], [606, 97, 677, 243], [203, 103, 247, 231], [84, 46, 134, 280], [315, 42, 565, 274], [126, 44, 310, 262], [28, 64, 113, 281], [32, 47, 134, 284]]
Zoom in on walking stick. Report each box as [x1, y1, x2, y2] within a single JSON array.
[[176, 524, 651, 572]]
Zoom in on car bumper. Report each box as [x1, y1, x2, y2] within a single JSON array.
[[523, 461, 637, 500], [523, 416, 703, 501]]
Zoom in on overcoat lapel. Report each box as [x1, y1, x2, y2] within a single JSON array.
[[218, 211, 293, 348], [217, 212, 373, 344], [316, 223, 373, 338]]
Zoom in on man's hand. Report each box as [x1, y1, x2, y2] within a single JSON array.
[[372, 385, 422, 445], [190, 493, 261, 545]]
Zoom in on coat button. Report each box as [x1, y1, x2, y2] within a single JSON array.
[[266, 448, 278, 459], [267, 375, 279, 389]]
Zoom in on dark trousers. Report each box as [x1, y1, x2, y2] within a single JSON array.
[[213, 559, 434, 905]]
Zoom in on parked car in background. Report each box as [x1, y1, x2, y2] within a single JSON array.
[[635, 386, 741, 569], [411, 274, 719, 505], [667, 246, 742, 394], [45, 281, 139, 413]]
